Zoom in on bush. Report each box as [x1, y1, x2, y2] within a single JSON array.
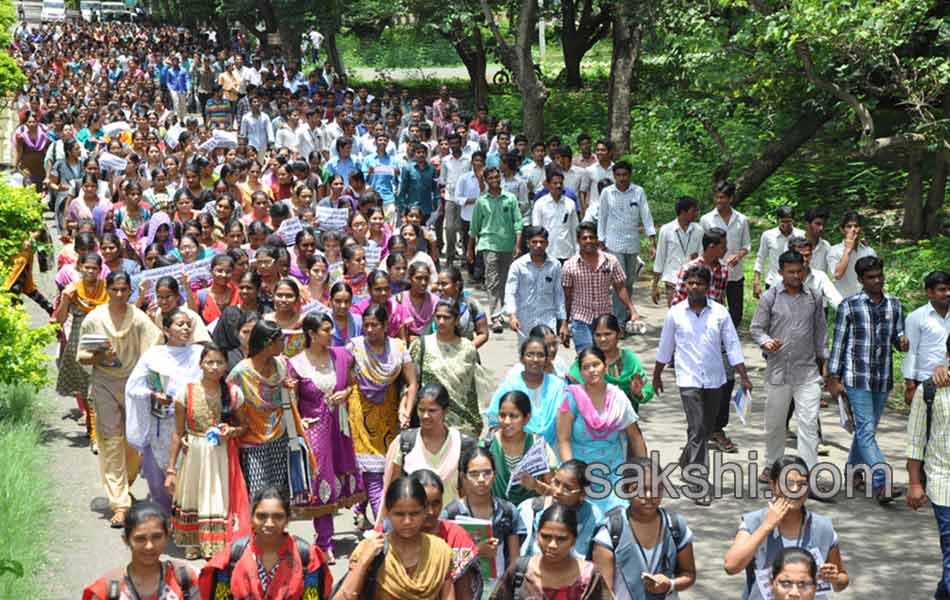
[[0, 382, 46, 424], [340, 29, 460, 69], [0, 293, 56, 390], [0, 180, 45, 270]]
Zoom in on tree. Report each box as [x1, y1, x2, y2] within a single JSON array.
[[606, 0, 645, 154], [560, 0, 611, 88], [216, 0, 310, 64], [480, 0, 548, 141]]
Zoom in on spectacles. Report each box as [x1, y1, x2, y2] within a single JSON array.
[[776, 580, 815, 591], [257, 259, 275, 267], [551, 479, 581, 495], [466, 469, 494, 481]]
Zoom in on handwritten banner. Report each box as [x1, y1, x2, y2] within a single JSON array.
[[130, 257, 214, 300], [315, 206, 348, 231], [364, 243, 382, 269], [276, 217, 304, 246], [98, 152, 128, 174]]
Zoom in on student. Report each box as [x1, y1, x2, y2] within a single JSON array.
[[802, 207, 831, 274], [902, 270, 950, 405], [652, 196, 702, 306], [768, 547, 823, 600], [753, 205, 804, 299], [724, 456, 849, 600], [699, 180, 751, 328], [504, 226, 564, 342], [825, 211, 876, 298], [590, 457, 696, 599]]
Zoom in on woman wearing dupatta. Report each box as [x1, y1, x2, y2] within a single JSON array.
[[79, 271, 162, 528], [138, 211, 176, 257], [3, 230, 54, 315], [409, 299, 482, 435], [335, 477, 454, 600], [125, 309, 204, 513], [347, 303, 418, 528], [351, 270, 412, 342], [200, 487, 333, 600], [557, 347, 648, 514], [486, 336, 565, 448], [54, 252, 109, 449], [228, 319, 313, 501], [567, 314, 653, 413], [397, 262, 439, 339], [288, 313, 365, 560]]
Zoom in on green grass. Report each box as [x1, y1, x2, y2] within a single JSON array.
[[0, 384, 51, 596]]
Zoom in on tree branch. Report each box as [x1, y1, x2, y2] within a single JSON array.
[[870, 133, 928, 154], [794, 41, 875, 140]]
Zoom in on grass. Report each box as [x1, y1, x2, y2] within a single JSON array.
[[0, 384, 52, 597]]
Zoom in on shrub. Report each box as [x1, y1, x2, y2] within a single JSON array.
[[0, 382, 46, 424], [0, 180, 45, 271], [0, 293, 55, 390]]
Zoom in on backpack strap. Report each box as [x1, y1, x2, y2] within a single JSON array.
[[106, 580, 121, 600], [294, 536, 311, 570], [175, 563, 193, 596], [665, 508, 686, 550], [608, 508, 624, 550], [399, 428, 418, 462], [511, 556, 531, 600], [226, 535, 251, 578], [531, 496, 545, 513]]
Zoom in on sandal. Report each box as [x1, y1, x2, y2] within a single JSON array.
[[110, 509, 128, 529], [719, 437, 739, 453], [353, 513, 372, 531]]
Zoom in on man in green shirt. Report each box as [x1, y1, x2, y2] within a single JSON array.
[[467, 167, 523, 332]]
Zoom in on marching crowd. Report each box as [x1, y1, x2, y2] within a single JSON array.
[[5, 17, 950, 600]]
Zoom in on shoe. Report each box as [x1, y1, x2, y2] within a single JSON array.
[[874, 486, 903, 506], [491, 317, 503, 334], [694, 494, 712, 506], [817, 445, 830, 457]]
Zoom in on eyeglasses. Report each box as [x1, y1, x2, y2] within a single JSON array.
[[551, 479, 581, 495], [466, 469, 494, 481], [776, 580, 815, 591]]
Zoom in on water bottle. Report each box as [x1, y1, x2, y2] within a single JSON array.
[[625, 320, 647, 335], [206, 425, 221, 447]]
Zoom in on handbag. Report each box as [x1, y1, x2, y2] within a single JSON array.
[[277, 361, 314, 499]]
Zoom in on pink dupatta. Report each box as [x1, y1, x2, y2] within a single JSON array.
[[560, 383, 635, 439]]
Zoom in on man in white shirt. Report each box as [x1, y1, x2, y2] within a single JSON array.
[[597, 161, 656, 328], [532, 169, 578, 262], [519, 141, 547, 198], [439, 133, 472, 266], [553, 145, 587, 198], [903, 271, 950, 404], [700, 180, 751, 328], [235, 55, 259, 93], [787, 236, 843, 310], [324, 106, 345, 149], [753, 205, 805, 298], [504, 226, 565, 343], [652, 196, 702, 306], [580, 139, 614, 221], [274, 107, 307, 155], [803, 206, 832, 274], [653, 264, 752, 505], [826, 210, 877, 298], [454, 151, 487, 275], [238, 95, 273, 158]]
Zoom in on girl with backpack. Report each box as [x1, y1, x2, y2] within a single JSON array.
[[199, 487, 333, 600], [589, 457, 696, 599], [442, 446, 525, 584], [491, 504, 612, 600], [82, 501, 200, 600]]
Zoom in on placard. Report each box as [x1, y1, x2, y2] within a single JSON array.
[[364, 243, 382, 269], [277, 217, 304, 246], [102, 121, 131, 137], [315, 206, 348, 230], [506, 441, 551, 494], [98, 151, 128, 174], [301, 299, 331, 316]]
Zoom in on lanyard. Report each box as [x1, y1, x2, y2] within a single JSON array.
[[675, 227, 693, 257]]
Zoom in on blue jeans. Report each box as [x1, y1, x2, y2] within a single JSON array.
[[571, 320, 594, 353], [934, 503, 950, 599], [845, 386, 889, 490]]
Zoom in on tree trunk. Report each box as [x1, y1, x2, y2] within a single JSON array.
[[451, 24, 489, 110], [324, 31, 346, 79], [522, 93, 546, 145], [924, 148, 947, 236], [901, 150, 925, 238], [733, 110, 834, 204], [562, 38, 584, 88], [606, 1, 642, 154]]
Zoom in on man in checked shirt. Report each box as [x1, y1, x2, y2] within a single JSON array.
[[828, 255, 909, 504]]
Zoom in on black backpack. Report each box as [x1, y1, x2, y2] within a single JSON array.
[[587, 506, 686, 564], [107, 562, 192, 600], [510, 556, 531, 600], [329, 537, 388, 600], [922, 379, 938, 487]]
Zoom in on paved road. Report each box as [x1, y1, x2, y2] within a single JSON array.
[[26, 250, 942, 598]]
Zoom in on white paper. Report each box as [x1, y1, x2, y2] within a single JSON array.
[[164, 124, 184, 149], [98, 151, 128, 173], [301, 299, 331, 316], [733, 388, 751, 426], [506, 441, 550, 494], [102, 120, 131, 137], [277, 217, 304, 246], [197, 136, 220, 154], [315, 206, 348, 230], [372, 165, 396, 177], [212, 129, 238, 148], [364, 243, 382, 269], [181, 257, 214, 287]]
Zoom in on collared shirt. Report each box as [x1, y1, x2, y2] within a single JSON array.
[[672, 256, 729, 304], [750, 283, 829, 385], [902, 302, 950, 382], [700, 208, 752, 283], [654, 219, 703, 284], [398, 162, 440, 215], [560, 165, 587, 200], [239, 111, 273, 155], [274, 123, 308, 153], [829, 292, 906, 392], [825, 241, 877, 299], [656, 299, 746, 389], [803, 268, 843, 310], [439, 153, 471, 202], [754, 226, 806, 286], [573, 154, 597, 169], [501, 173, 531, 223], [364, 153, 400, 205], [562, 251, 625, 323], [519, 161, 546, 195], [454, 171, 484, 222], [165, 66, 189, 93], [580, 161, 613, 221], [326, 156, 361, 183], [597, 183, 656, 255], [907, 386, 950, 506], [810, 237, 831, 274], [469, 191, 523, 253], [531, 193, 578, 260], [504, 254, 565, 329]]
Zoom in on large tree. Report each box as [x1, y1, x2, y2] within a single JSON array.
[[559, 0, 611, 88]]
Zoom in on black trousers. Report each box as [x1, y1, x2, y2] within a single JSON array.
[[725, 278, 744, 328]]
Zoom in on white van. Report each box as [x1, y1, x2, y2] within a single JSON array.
[[41, 0, 67, 21], [80, 0, 102, 21]]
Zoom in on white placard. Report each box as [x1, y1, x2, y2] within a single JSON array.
[[102, 121, 131, 137], [506, 440, 551, 494], [164, 124, 184, 149], [301, 299, 331, 316], [98, 151, 128, 174], [277, 217, 304, 246], [181, 257, 214, 287], [364, 243, 382, 269], [129, 262, 186, 300], [212, 129, 238, 148], [372, 165, 396, 177], [315, 206, 348, 230]]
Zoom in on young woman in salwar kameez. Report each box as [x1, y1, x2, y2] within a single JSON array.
[[347, 302, 418, 530], [288, 312, 366, 562], [54, 252, 109, 452], [165, 345, 251, 559], [79, 271, 162, 528], [227, 319, 312, 501], [263, 278, 306, 358], [125, 310, 204, 513], [145, 275, 212, 343]]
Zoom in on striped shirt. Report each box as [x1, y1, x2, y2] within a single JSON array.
[[205, 98, 233, 129], [829, 292, 906, 392], [907, 386, 950, 506]]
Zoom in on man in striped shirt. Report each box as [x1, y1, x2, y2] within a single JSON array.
[[828, 255, 908, 504], [204, 86, 233, 130]]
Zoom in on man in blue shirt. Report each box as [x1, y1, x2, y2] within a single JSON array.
[[165, 56, 190, 121], [397, 142, 439, 220], [364, 133, 400, 222], [327, 137, 361, 183]]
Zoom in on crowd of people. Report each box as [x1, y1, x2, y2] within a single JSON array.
[[5, 17, 950, 600]]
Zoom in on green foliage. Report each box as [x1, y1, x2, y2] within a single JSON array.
[[882, 236, 950, 309], [0, 418, 51, 596], [0, 181, 44, 271], [340, 29, 461, 69], [487, 79, 609, 143], [0, 52, 26, 101], [0, 382, 46, 424], [0, 294, 55, 390]]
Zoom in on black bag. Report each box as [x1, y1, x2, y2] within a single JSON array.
[[330, 538, 387, 600], [922, 379, 938, 488]]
